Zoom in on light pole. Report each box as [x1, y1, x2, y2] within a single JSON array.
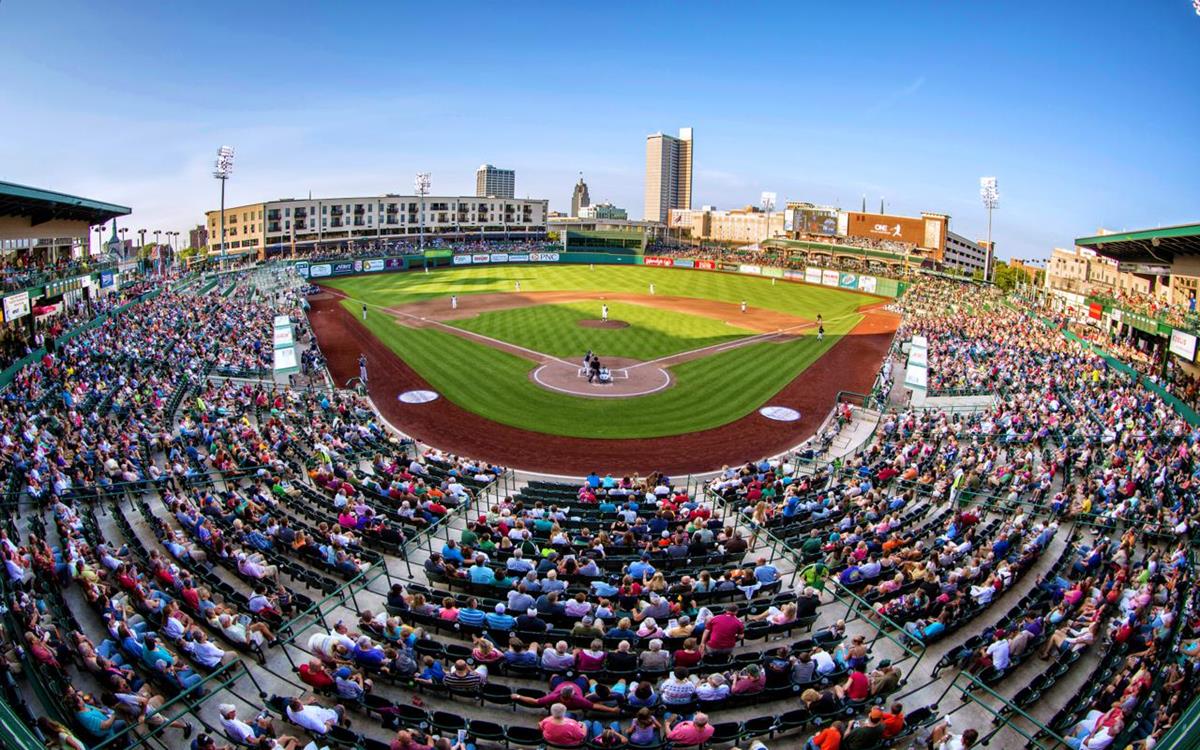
[[980, 177, 999, 283], [118, 228, 128, 258], [94, 223, 105, 256], [760, 191, 776, 246], [214, 146, 235, 269], [414, 172, 431, 250], [138, 228, 146, 255]]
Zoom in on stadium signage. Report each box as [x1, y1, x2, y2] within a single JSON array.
[[296, 261, 310, 278], [718, 262, 739, 272], [363, 259, 386, 272], [332, 261, 355, 275], [3, 291, 30, 321], [508, 254, 530, 262], [490, 253, 509, 263], [644, 257, 674, 267], [472, 254, 491, 263], [1117, 262, 1171, 275], [452, 255, 472, 265], [694, 260, 716, 270], [100, 270, 115, 288], [530, 252, 560, 262], [384, 258, 405, 270], [673, 259, 695, 268], [822, 269, 840, 287], [805, 268, 823, 284], [739, 264, 762, 275], [1170, 330, 1198, 361], [859, 275, 878, 293], [309, 263, 332, 278], [838, 272, 859, 290]]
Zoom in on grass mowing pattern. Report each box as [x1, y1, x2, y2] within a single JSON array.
[[451, 300, 758, 360], [346, 299, 858, 439], [325, 266, 871, 439]]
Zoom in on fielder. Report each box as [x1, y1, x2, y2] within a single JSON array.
[[740, 300, 747, 314], [362, 303, 368, 321], [451, 294, 458, 310], [601, 304, 609, 322], [649, 283, 655, 295], [515, 280, 521, 292]]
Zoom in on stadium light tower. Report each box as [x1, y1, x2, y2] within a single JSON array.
[[760, 192, 777, 244], [414, 172, 431, 249], [214, 146, 235, 268], [980, 177, 999, 283]]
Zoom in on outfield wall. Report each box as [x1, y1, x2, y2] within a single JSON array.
[[293, 250, 910, 298]]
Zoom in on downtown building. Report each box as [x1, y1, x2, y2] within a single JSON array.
[[644, 127, 693, 223], [205, 193, 549, 257]]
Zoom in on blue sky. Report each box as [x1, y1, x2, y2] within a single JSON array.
[[1, 1, 1198, 259]]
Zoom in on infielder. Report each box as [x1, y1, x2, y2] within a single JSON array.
[[740, 300, 747, 314], [451, 294, 458, 310], [601, 304, 609, 322], [362, 303, 368, 321]]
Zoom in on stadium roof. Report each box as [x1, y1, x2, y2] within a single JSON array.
[[1076, 222, 1200, 262], [0, 181, 131, 226]]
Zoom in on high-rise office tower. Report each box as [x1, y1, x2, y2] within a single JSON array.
[[570, 175, 590, 217], [644, 127, 693, 223], [475, 164, 515, 199]]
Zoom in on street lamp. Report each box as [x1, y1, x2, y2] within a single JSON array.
[[94, 223, 105, 256], [414, 172, 431, 250], [214, 145, 235, 268], [980, 177, 999, 283], [118, 228, 128, 258], [138, 229, 146, 254]]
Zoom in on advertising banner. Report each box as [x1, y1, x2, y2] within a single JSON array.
[[273, 327, 295, 349], [3, 291, 30, 321], [471, 254, 491, 263], [296, 261, 310, 278], [805, 268, 822, 284], [739, 264, 762, 275], [384, 258, 406, 270], [490, 253, 509, 263], [673, 258, 694, 268], [1088, 302, 1103, 320], [273, 315, 291, 330], [332, 261, 355, 276], [1170, 329, 1198, 361], [695, 260, 716, 270], [784, 269, 806, 281], [644, 257, 674, 267], [530, 252, 560, 262], [761, 266, 784, 278], [452, 255, 472, 265], [363, 259, 386, 272], [719, 262, 740, 272], [838, 272, 859, 290], [100, 270, 115, 288], [509, 254, 530, 262], [845, 211, 927, 246], [821, 269, 840, 287], [858, 275, 878, 294], [309, 263, 331, 278]]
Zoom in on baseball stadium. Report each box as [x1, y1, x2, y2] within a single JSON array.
[[2, 3, 1199, 750]]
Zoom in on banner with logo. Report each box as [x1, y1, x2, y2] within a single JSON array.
[[695, 260, 716, 270], [296, 261, 310, 278], [530, 252, 560, 262], [805, 268, 823, 285], [739, 264, 762, 275], [472, 254, 491, 264], [644, 257, 674, 267], [384, 258, 406, 270], [363, 259, 386, 272], [490, 253, 509, 263], [100, 270, 115, 288], [1170, 329, 1197, 361], [858, 275, 878, 294], [309, 263, 331, 278], [822, 269, 839, 287], [332, 261, 355, 276], [838, 272, 859, 290], [719, 262, 740, 272], [672, 258, 694, 268], [785, 269, 806, 281], [452, 255, 472, 265], [509, 253, 530, 262], [1087, 302, 1103, 320], [761, 266, 784, 278], [3, 291, 30, 321]]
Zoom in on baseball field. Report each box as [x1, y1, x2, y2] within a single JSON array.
[[308, 264, 899, 473]]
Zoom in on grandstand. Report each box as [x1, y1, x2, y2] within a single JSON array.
[[0, 192, 1197, 750]]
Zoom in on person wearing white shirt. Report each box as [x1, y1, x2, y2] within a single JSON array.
[[186, 631, 227, 669], [286, 697, 343, 734], [218, 705, 258, 745], [985, 637, 1010, 670], [812, 648, 836, 675]]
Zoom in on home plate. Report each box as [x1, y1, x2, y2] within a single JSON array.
[[760, 406, 800, 422], [399, 390, 439, 404]]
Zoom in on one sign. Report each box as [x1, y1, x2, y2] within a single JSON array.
[[489, 253, 509, 263], [3, 292, 30, 321], [273, 346, 299, 374], [739, 264, 762, 275], [296, 261, 310, 277], [1117, 262, 1172, 276], [273, 327, 295, 349], [1088, 302, 1103, 320], [471, 254, 490, 263], [309, 263, 331, 278], [363, 259, 386, 272], [509, 254, 530, 262], [1170, 329, 1198, 361], [530, 252, 560, 262], [859, 275, 878, 293], [804, 267, 822, 285], [100, 270, 115, 288], [452, 254, 472, 265], [273, 315, 291, 330], [644, 257, 674, 267], [694, 260, 716, 270], [821, 269, 840, 287]]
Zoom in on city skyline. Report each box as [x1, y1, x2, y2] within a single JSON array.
[[1, 1, 1197, 259]]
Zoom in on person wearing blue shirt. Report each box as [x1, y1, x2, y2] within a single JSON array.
[[441, 541, 464, 564], [457, 599, 486, 627], [469, 556, 496, 585], [591, 579, 619, 597], [602, 474, 616, 488], [587, 472, 601, 489], [753, 558, 779, 584], [628, 556, 655, 580], [485, 604, 515, 630]]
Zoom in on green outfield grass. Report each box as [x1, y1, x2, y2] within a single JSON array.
[[451, 300, 758, 360], [324, 265, 872, 439]]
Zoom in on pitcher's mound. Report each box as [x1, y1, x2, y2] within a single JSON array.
[[578, 319, 629, 329]]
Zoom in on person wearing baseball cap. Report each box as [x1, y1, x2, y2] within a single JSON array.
[[840, 708, 886, 750]]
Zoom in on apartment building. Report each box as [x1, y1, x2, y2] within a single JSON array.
[[644, 127, 693, 223], [475, 164, 515, 199]]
